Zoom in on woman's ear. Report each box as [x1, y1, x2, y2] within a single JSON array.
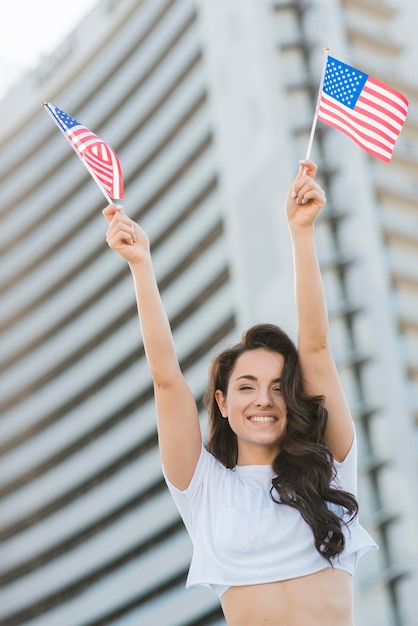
[[215, 389, 228, 418]]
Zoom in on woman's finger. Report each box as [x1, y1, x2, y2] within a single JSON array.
[[298, 159, 317, 178], [296, 187, 326, 206], [107, 221, 136, 246], [102, 203, 123, 224], [292, 179, 324, 202]]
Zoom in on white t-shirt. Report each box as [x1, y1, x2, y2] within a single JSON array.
[[164, 430, 378, 598]]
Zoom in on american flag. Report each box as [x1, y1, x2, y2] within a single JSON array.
[[317, 56, 409, 162], [43, 102, 124, 201]]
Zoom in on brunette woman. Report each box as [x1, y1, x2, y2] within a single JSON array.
[[103, 160, 377, 626]]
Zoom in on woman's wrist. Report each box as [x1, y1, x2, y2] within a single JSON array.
[[128, 251, 153, 275], [288, 221, 316, 240]]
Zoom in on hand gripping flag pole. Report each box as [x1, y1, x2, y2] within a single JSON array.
[[42, 102, 124, 203], [306, 50, 409, 163]]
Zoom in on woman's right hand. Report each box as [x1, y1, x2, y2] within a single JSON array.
[[103, 204, 149, 265]]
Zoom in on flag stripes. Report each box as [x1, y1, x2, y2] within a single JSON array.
[[43, 102, 124, 200]]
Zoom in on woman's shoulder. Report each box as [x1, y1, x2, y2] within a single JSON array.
[[163, 445, 230, 498], [332, 428, 358, 496]]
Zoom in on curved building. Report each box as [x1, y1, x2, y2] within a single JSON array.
[[0, 1, 417, 625]]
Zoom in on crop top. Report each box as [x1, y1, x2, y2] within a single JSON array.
[[163, 430, 378, 598]]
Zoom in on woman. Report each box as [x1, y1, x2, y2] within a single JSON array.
[[103, 160, 377, 625]]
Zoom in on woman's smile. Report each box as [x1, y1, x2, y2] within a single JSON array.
[[248, 415, 278, 423]]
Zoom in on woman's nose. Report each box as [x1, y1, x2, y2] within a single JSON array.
[[255, 391, 273, 407]]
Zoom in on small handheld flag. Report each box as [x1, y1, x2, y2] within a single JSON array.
[[307, 53, 409, 163], [42, 102, 124, 202]]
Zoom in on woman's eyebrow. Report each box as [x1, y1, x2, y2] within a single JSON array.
[[235, 375, 281, 383]]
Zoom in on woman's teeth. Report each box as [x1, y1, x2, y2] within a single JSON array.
[[250, 416, 276, 423]]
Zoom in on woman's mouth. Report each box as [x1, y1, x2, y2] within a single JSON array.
[[249, 416, 277, 423]]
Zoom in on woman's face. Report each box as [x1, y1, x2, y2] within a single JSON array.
[[215, 348, 288, 465]]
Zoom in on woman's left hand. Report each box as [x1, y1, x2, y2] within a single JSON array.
[[285, 160, 326, 229]]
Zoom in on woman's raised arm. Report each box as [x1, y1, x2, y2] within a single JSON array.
[[103, 205, 202, 489], [285, 161, 354, 461]]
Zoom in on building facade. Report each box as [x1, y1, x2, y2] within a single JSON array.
[[0, 1, 417, 625]]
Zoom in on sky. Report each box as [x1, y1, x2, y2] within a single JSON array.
[[0, 0, 99, 100]]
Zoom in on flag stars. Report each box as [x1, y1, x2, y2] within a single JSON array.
[[322, 56, 368, 109]]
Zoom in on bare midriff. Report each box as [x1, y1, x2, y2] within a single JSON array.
[[220, 568, 354, 626]]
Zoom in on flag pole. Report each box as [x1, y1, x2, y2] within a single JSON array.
[[305, 47, 330, 160]]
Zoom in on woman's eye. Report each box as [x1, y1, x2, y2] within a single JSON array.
[[239, 385, 254, 391], [273, 387, 282, 393]]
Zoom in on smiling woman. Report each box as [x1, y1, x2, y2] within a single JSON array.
[[103, 159, 377, 625], [213, 346, 288, 466]]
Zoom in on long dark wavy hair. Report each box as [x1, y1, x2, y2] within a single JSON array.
[[204, 323, 358, 563]]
